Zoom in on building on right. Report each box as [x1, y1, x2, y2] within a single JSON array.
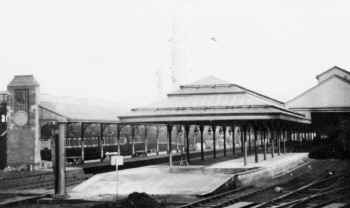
[[286, 66, 350, 152]]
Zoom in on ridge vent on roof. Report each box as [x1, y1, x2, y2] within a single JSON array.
[[132, 105, 273, 112], [180, 83, 235, 89]]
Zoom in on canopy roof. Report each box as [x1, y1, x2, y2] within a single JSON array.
[[39, 94, 125, 123], [119, 76, 310, 124]]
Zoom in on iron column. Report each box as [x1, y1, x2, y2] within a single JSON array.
[[54, 122, 66, 198], [200, 125, 204, 161]]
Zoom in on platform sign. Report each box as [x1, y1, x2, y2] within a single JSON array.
[[110, 155, 124, 166], [105, 152, 122, 202], [106, 152, 123, 166]]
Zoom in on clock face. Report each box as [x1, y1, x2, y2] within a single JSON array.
[[13, 111, 28, 126]]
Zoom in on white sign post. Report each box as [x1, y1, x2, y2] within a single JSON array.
[[106, 152, 124, 202]]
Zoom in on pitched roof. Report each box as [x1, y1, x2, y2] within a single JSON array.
[[182, 75, 230, 87], [39, 94, 126, 123], [141, 93, 265, 109], [287, 74, 350, 111], [7, 75, 39, 87], [119, 76, 308, 124], [316, 66, 350, 80], [172, 76, 284, 106]]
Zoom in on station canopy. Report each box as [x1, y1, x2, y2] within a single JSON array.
[[119, 76, 310, 124], [39, 94, 125, 123]]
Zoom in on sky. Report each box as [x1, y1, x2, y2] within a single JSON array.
[[1, 0, 350, 109]]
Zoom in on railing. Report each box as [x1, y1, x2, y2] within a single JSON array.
[[65, 137, 118, 148]]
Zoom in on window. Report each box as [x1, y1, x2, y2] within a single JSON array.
[[14, 89, 29, 113]]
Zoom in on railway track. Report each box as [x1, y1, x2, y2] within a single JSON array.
[[0, 169, 92, 191], [246, 173, 350, 208], [0, 176, 89, 207], [178, 172, 350, 208], [177, 186, 258, 208], [16, 177, 88, 190]]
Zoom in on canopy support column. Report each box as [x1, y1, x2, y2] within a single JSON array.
[[263, 127, 267, 160], [144, 125, 148, 154], [232, 125, 235, 156], [277, 127, 281, 156], [117, 124, 121, 154], [248, 127, 252, 155], [156, 125, 159, 156], [99, 123, 104, 162], [242, 124, 248, 166], [185, 124, 190, 163], [271, 124, 275, 158], [80, 122, 85, 164], [223, 126, 227, 157], [308, 130, 312, 146], [212, 124, 216, 159], [303, 128, 306, 147], [283, 129, 286, 154], [254, 125, 258, 163], [300, 128, 303, 148], [131, 125, 135, 156], [176, 125, 180, 152], [54, 122, 66, 199], [167, 124, 173, 167], [240, 127, 244, 155], [199, 125, 204, 161], [291, 129, 294, 152]]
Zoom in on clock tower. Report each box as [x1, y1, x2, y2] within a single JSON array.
[[7, 75, 40, 169]]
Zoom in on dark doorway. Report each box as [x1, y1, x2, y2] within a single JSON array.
[[311, 112, 350, 138], [311, 112, 350, 157]]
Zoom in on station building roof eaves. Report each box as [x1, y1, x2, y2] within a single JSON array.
[[120, 105, 310, 124]]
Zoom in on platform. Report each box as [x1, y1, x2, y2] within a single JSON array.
[[208, 152, 308, 169], [69, 153, 309, 201]]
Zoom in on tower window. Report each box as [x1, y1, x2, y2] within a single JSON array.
[[14, 89, 29, 113]]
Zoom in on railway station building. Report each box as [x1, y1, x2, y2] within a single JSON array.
[[0, 66, 350, 169], [287, 66, 350, 152]]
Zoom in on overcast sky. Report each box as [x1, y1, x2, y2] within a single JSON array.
[[1, 0, 350, 108]]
